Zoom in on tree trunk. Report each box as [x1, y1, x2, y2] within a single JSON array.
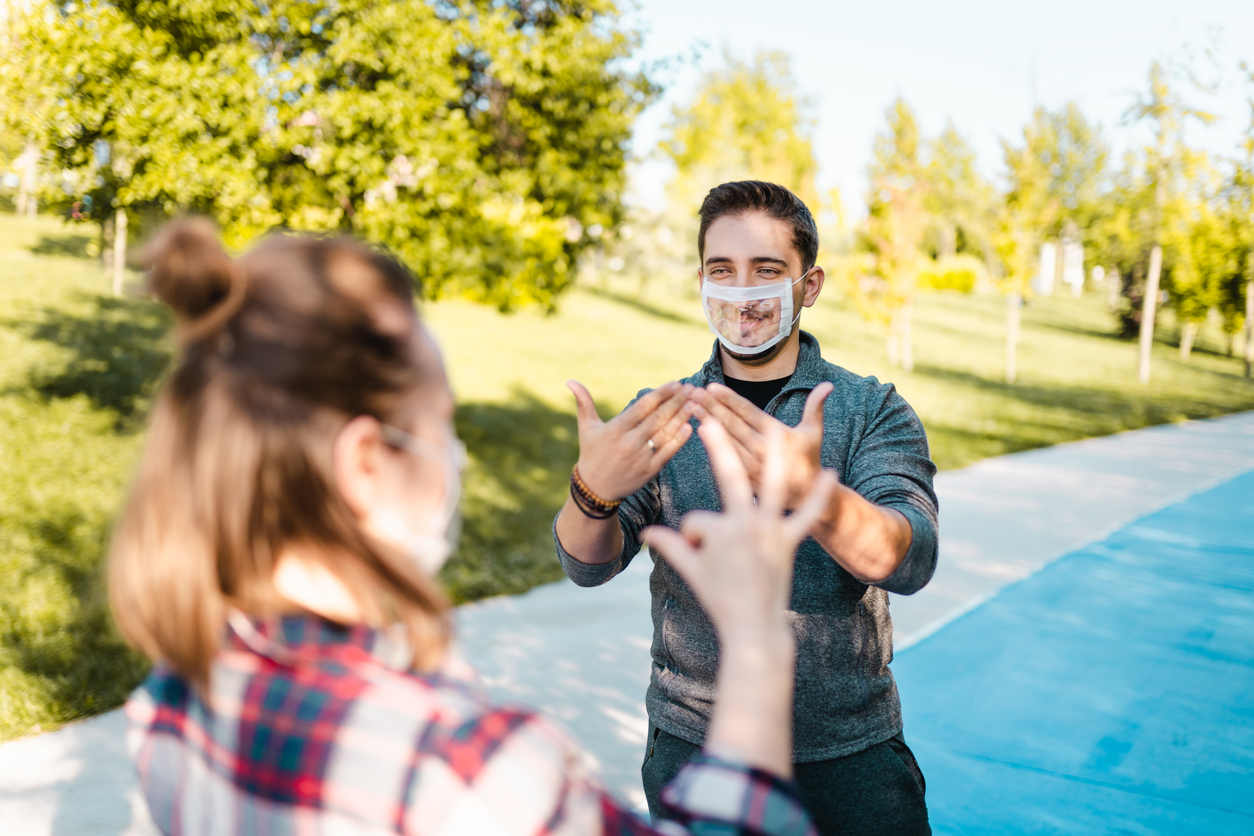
[[112, 208, 128, 297], [1107, 265, 1121, 312], [886, 313, 901, 367], [1179, 320, 1198, 362], [1005, 290, 1021, 384], [1138, 245, 1162, 384], [900, 300, 914, 373], [1245, 276, 1253, 379], [17, 140, 38, 217]]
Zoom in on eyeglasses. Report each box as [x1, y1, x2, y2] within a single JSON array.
[[381, 424, 468, 471]]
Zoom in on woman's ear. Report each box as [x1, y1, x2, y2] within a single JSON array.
[[333, 415, 387, 519]]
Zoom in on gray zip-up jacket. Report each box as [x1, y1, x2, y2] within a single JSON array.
[[554, 332, 939, 762]]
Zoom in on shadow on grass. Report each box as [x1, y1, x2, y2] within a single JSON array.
[[0, 505, 150, 741], [29, 232, 95, 259], [583, 286, 702, 327], [11, 293, 173, 429], [443, 390, 581, 603]]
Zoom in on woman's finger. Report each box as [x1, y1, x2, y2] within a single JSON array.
[[641, 526, 701, 577], [697, 418, 753, 510], [756, 422, 789, 518], [782, 470, 838, 546]]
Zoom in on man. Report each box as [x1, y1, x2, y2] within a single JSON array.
[[553, 181, 937, 835]]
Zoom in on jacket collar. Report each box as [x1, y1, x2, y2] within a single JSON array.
[[697, 330, 828, 393]]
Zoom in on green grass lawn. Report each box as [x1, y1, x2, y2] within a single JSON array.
[[2, 212, 1252, 741]]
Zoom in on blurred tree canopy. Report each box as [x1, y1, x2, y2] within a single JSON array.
[[0, 0, 656, 308], [661, 51, 818, 213]]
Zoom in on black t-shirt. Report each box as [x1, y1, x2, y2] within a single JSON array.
[[722, 374, 792, 411]]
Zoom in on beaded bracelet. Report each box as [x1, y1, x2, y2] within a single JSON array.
[[570, 484, 618, 519], [571, 465, 621, 517]]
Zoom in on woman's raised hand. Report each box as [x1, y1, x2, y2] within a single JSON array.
[[641, 416, 835, 641], [567, 380, 696, 501]]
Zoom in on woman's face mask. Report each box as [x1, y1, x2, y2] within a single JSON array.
[[701, 268, 811, 356], [367, 423, 466, 576]]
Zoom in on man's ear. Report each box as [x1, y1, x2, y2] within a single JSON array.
[[333, 415, 387, 520], [801, 266, 826, 308]]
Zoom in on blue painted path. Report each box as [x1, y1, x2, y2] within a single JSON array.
[[896, 470, 1254, 835]]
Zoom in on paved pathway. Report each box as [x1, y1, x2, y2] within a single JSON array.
[[895, 469, 1254, 834], [2, 411, 1252, 834]]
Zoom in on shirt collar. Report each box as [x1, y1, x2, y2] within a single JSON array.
[[697, 330, 826, 391], [226, 612, 414, 672]]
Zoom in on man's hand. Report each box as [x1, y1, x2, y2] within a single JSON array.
[[568, 379, 696, 501], [689, 381, 834, 509]]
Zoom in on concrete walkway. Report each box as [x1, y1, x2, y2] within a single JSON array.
[[2, 411, 1252, 834]]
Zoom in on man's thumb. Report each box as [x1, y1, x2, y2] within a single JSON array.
[[801, 382, 833, 433], [567, 380, 601, 428]]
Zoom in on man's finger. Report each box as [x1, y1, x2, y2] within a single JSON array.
[[632, 384, 693, 441], [650, 421, 693, 466], [695, 391, 761, 453], [617, 381, 683, 428], [697, 417, 753, 510], [782, 471, 838, 546], [799, 382, 833, 435], [567, 380, 602, 430], [707, 382, 771, 431]]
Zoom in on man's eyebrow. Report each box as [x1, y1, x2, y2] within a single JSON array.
[[702, 255, 790, 266]]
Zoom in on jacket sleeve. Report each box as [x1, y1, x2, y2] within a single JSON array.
[[553, 389, 662, 588], [553, 477, 660, 587], [844, 382, 939, 596]]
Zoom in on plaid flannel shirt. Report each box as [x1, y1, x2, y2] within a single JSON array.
[[126, 614, 815, 836]]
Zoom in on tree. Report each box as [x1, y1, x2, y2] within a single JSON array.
[[1125, 60, 1216, 382], [661, 51, 819, 212], [860, 98, 928, 371], [0, 0, 55, 218], [7, 0, 654, 309], [923, 122, 996, 268], [994, 111, 1059, 384]]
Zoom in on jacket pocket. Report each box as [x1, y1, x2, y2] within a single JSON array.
[[856, 600, 871, 709]]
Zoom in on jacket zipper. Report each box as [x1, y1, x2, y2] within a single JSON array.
[[856, 600, 870, 708]]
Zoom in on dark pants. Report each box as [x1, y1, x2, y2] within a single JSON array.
[[642, 724, 931, 836]]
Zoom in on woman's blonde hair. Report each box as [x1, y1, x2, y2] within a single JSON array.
[[109, 219, 450, 690]]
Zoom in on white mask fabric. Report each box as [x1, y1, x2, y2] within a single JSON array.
[[369, 425, 466, 576], [701, 269, 810, 356]]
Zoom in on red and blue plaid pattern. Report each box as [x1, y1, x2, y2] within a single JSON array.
[[126, 614, 814, 835]]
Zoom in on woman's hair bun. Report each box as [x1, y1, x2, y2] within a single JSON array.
[[146, 217, 241, 330]]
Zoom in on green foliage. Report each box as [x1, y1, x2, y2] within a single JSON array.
[[858, 98, 928, 318], [661, 51, 818, 211], [918, 254, 983, 293], [923, 122, 995, 262], [0, 0, 654, 309]]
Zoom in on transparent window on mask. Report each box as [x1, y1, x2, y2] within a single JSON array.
[[704, 294, 784, 349]]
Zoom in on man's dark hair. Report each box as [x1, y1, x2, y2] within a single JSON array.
[[697, 181, 819, 272]]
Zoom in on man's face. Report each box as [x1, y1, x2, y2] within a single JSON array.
[[698, 212, 819, 363]]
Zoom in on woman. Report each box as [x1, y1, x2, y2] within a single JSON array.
[[110, 219, 834, 835]]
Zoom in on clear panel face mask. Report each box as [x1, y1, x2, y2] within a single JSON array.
[[701, 269, 810, 356], [373, 424, 467, 576]]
